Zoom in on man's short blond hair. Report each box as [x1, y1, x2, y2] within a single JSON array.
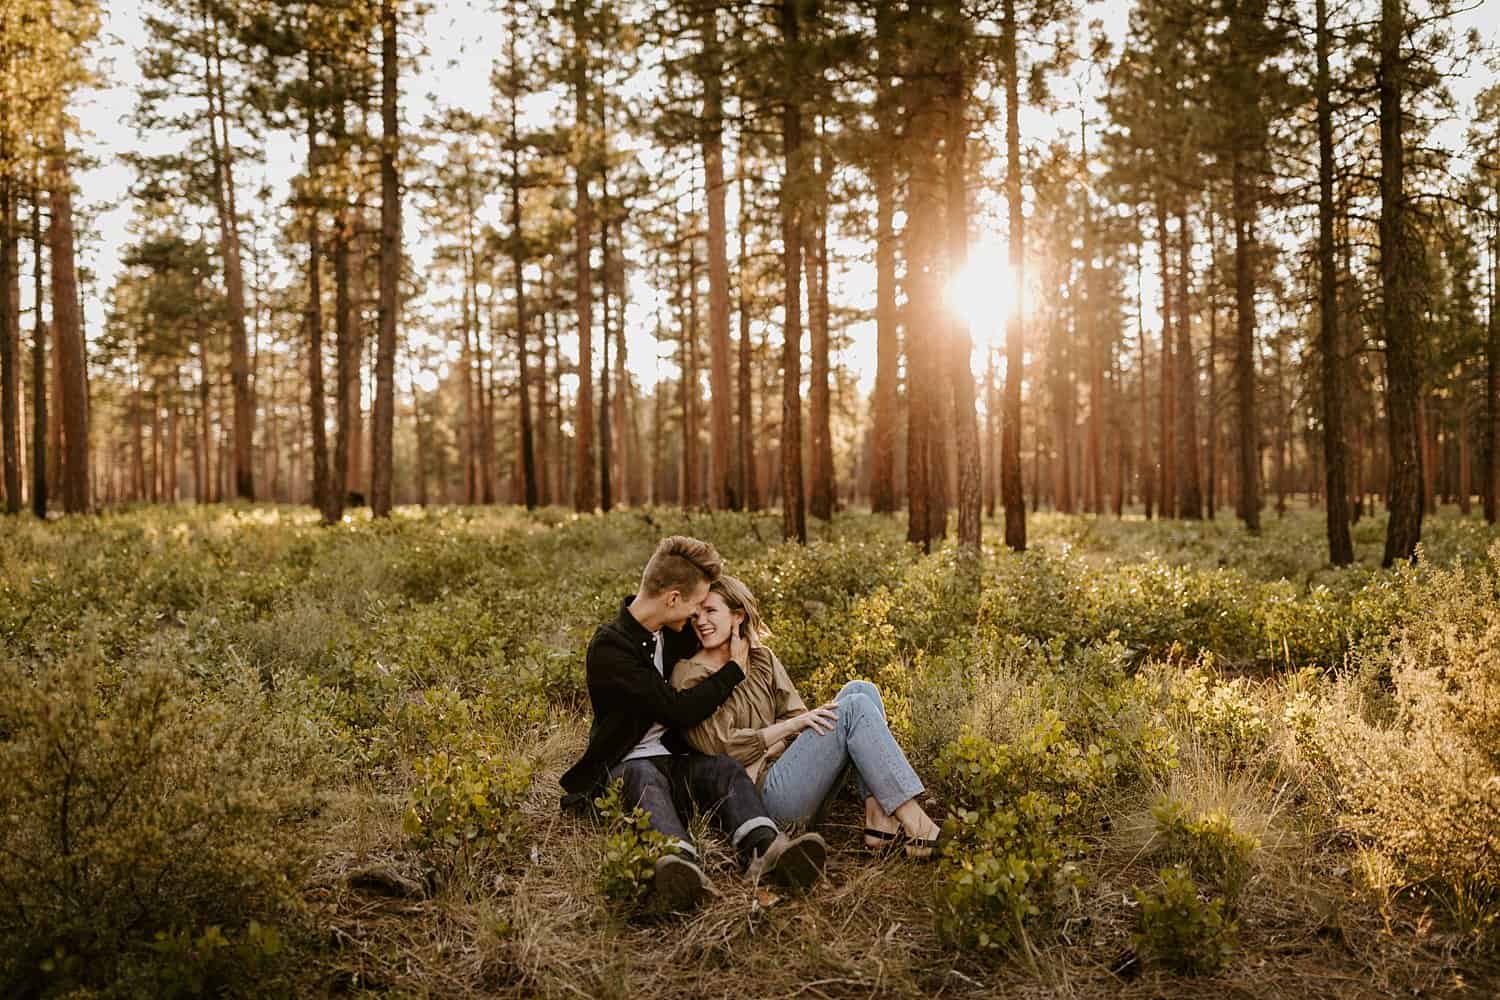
[[640, 535, 722, 597]]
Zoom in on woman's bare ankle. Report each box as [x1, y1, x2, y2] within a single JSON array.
[[864, 798, 899, 843]]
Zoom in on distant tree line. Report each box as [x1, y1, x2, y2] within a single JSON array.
[[4, 0, 1497, 568]]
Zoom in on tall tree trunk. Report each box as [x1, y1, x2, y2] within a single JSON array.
[[196, 307, 212, 503], [408, 350, 429, 506], [480, 283, 498, 503], [1419, 393, 1435, 515], [5, 186, 18, 508], [946, 37, 981, 549], [1487, 183, 1500, 525], [736, 167, 759, 511], [1082, 125, 1102, 516], [203, 7, 254, 500], [346, 219, 367, 496], [904, 11, 943, 551], [613, 216, 633, 505], [537, 303, 551, 504], [985, 348, 999, 518], [1379, 0, 1421, 564], [1000, 0, 1025, 550], [807, 134, 834, 521], [1231, 153, 1259, 533], [1458, 383, 1471, 515], [870, 3, 899, 515], [0, 176, 18, 512], [571, 0, 595, 513], [305, 105, 333, 522], [131, 367, 146, 500], [48, 144, 88, 514], [1316, 0, 1352, 562], [1051, 308, 1074, 514], [511, 127, 538, 509], [1274, 332, 1288, 514], [599, 197, 613, 511], [779, 0, 806, 543], [700, 6, 734, 510], [330, 102, 352, 522], [1207, 213, 1219, 520], [1155, 192, 1176, 519], [1137, 237, 1154, 519], [1176, 205, 1202, 518], [31, 183, 45, 519], [371, 0, 399, 517]]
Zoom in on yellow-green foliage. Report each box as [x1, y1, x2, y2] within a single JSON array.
[[594, 779, 681, 911], [1161, 661, 1271, 765], [1, 504, 1497, 990], [0, 652, 314, 995], [1308, 544, 1500, 940], [933, 719, 1103, 952], [403, 748, 533, 860], [1150, 799, 1259, 903], [1133, 866, 1239, 976]]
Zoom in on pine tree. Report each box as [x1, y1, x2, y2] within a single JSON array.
[[1316, 0, 1353, 563]]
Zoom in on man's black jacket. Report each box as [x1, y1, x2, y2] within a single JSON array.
[[559, 596, 745, 812]]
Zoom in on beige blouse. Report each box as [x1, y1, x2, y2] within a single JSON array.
[[672, 645, 806, 783]]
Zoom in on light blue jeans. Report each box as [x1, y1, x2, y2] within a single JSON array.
[[759, 680, 926, 828]]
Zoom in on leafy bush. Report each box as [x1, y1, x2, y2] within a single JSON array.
[[933, 721, 1102, 953], [1150, 799, 1259, 903], [593, 779, 681, 911], [403, 748, 533, 863], [0, 655, 313, 996], [1160, 660, 1270, 765], [1133, 866, 1238, 975]]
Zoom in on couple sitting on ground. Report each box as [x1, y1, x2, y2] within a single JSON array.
[[560, 535, 941, 910]]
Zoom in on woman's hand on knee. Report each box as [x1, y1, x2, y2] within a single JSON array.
[[799, 704, 838, 735]]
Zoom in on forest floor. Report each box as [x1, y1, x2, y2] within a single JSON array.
[[3, 503, 1499, 998]]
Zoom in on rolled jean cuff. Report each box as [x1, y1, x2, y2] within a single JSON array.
[[873, 777, 926, 816], [730, 815, 778, 847]]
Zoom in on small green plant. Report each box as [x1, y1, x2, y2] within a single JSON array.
[[136, 921, 286, 998], [1133, 866, 1238, 976], [937, 791, 1084, 952], [1150, 799, 1259, 904], [1165, 662, 1270, 764], [594, 780, 681, 910], [933, 722, 1099, 953], [403, 749, 533, 860]]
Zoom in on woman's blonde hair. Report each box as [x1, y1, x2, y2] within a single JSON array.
[[710, 574, 772, 643]]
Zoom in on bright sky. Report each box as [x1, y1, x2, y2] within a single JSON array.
[[70, 1, 1499, 400]]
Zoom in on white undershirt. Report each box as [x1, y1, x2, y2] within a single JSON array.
[[621, 629, 672, 761]]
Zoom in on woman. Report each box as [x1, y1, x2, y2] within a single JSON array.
[[672, 575, 942, 858]]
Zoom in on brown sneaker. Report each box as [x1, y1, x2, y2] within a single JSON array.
[[652, 854, 717, 912], [746, 832, 827, 892]]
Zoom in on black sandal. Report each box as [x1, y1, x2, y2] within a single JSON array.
[[863, 826, 944, 860]]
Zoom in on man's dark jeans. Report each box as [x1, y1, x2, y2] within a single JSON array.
[[609, 753, 777, 858]]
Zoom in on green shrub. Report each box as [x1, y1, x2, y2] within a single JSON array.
[[1150, 799, 1259, 903], [127, 921, 287, 999], [594, 779, 681, 911], [933, 720, 1102, 953], [1133, 866, 1238, 975], [1160, 660, 1270, 764], [403, 748, 533, 863], [0, 656, 312, 996]]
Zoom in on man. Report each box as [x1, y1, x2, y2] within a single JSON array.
[[561, 535, 826, 910]]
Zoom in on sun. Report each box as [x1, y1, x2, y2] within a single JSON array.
[[944, 238, 1016, 345]]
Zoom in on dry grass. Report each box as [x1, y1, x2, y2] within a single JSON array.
[[290, 717, 1500, 999]]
